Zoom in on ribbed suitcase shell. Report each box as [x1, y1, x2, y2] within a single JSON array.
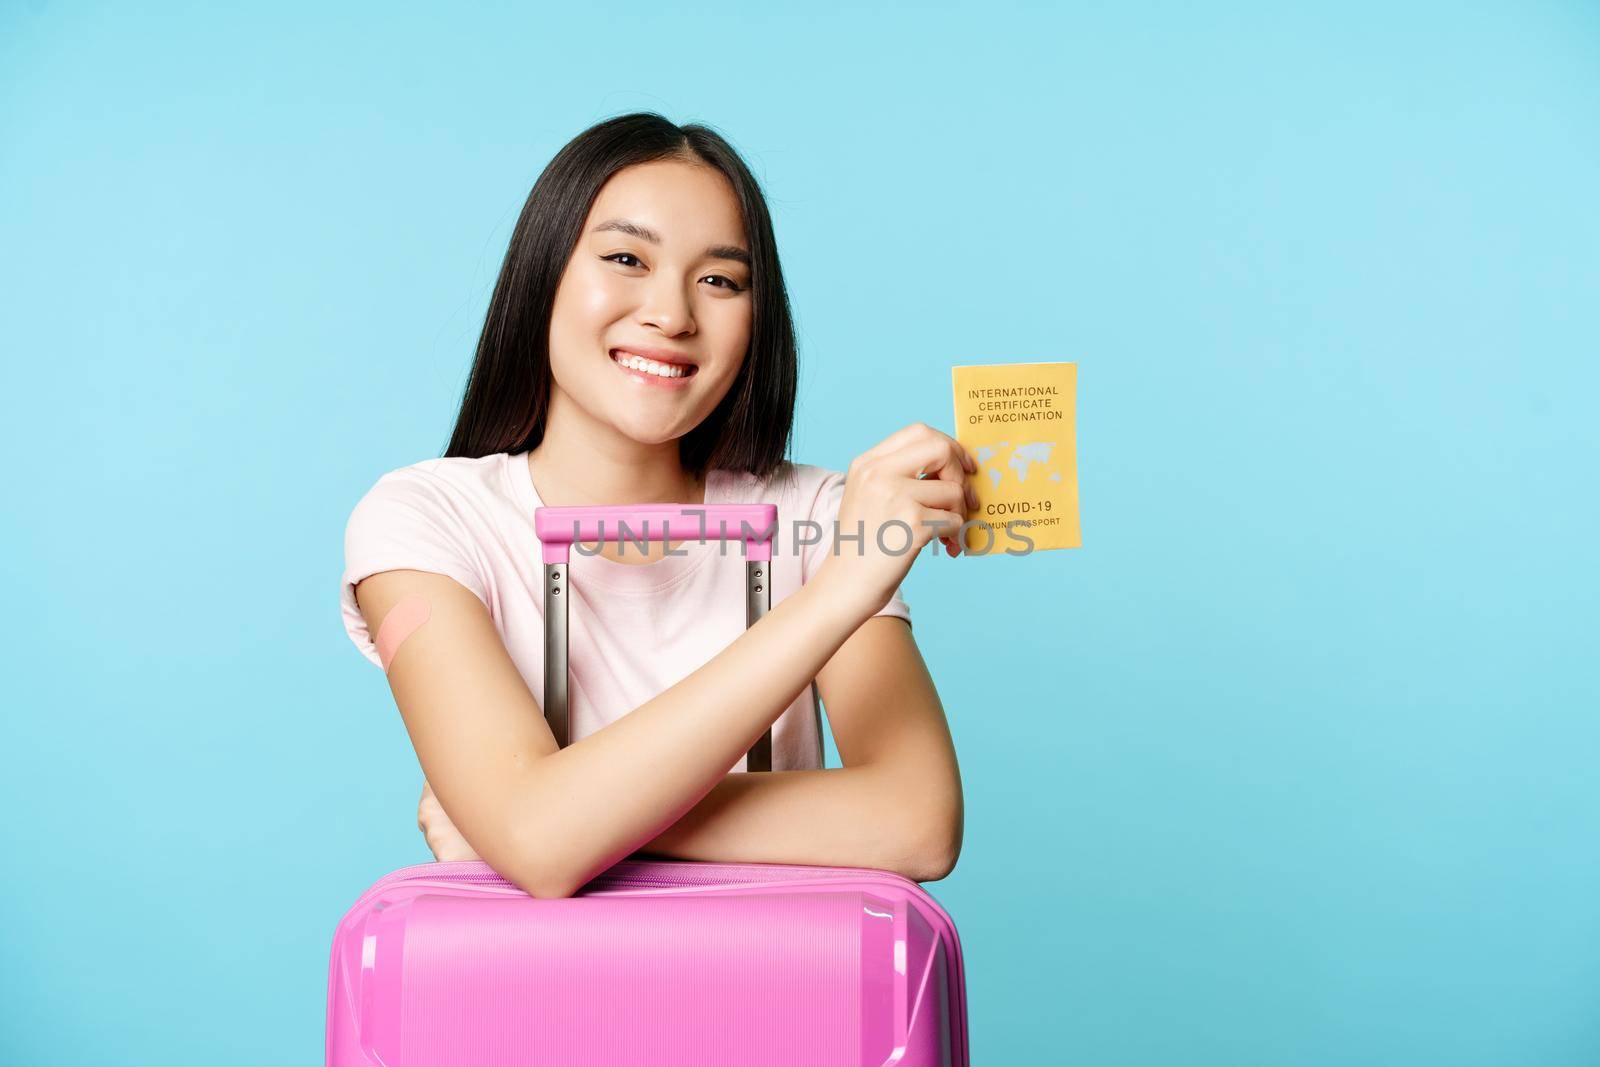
[[326, 857, 969, 1065]]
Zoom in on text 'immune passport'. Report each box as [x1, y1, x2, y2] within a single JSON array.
[[952, 362, 1080, 555]]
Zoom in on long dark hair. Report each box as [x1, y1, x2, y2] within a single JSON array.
[[444, 112, 797, 480]]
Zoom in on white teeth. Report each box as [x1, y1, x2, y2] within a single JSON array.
[[614, 351, 688, 378]]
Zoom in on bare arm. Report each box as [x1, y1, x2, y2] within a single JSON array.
[[634, 616, 963, 882], [359, 564, 868, 899]]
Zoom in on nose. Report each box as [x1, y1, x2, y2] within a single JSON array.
[[637, 272, 696, 337]]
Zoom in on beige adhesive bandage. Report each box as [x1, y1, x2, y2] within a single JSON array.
[[376, 594, 432, 671]]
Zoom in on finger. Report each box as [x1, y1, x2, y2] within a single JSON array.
[[908, 423, 977, 474], [884, 434, 970, 490], [906, 476, 966, 514], [944, 432, 977, 473], [918, 507, 967, 553]]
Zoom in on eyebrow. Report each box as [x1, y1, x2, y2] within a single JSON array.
[[590, 217, 752, 268]]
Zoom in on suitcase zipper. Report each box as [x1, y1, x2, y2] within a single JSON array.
[[350, 857, 924, 908]]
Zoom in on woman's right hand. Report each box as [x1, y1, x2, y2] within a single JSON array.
[[816, 422, 978, 621]]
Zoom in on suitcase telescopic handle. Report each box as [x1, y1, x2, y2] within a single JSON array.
[[534, 503, 780, 771]]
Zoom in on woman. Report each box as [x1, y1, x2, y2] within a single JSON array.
[[341, 112, 974, 900]]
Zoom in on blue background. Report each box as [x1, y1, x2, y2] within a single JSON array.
[[3, 2, 1597, 1063]]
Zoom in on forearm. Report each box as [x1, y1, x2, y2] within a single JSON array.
[[508, 575, 868, 897], [633, 765, 950, 881]]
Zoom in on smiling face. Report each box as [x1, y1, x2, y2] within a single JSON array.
[[545, 157, 754, 448]]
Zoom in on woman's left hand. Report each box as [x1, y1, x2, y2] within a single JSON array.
[[418, 779, 481, 862]]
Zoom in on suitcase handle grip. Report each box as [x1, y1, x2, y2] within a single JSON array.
[[535, 503, 777, 565]]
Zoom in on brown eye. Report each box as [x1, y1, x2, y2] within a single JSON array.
[[704, 275, 744, 293], [602, 253, 643, 268]]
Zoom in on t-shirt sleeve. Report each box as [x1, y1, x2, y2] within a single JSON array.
[[800, 468, 912, 628], [339, 471, 492, 667]]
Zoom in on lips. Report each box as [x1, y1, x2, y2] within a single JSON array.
[[609, 348, 699, 380], [609, 350, 697, 389]]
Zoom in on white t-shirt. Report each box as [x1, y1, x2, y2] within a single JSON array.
[[340, 452, 911, 771]]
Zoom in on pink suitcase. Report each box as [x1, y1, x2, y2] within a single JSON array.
[[326, 503, 970, 1065]]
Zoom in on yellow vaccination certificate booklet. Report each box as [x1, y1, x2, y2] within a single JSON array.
[[951, 361, 1081, 554]]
